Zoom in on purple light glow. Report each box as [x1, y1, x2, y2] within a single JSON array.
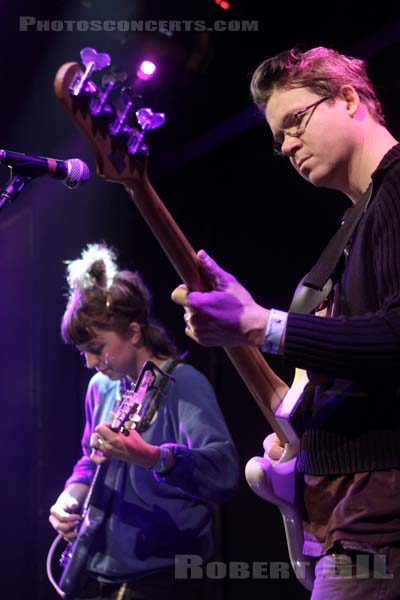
[[137, 60, 157, 81]]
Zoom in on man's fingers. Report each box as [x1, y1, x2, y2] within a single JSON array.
[[268, 445, 285, 461], [197, 249, 217, 272], [184, 324, 199, 343], [263, 433, 285, 462], [197, 249, 229, 288], [171, 284, 189, 306]]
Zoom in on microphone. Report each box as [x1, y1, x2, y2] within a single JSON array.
[[0, 149, 90, 189]]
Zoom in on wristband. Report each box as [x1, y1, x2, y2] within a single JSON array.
[[261, 308, 287, 355]]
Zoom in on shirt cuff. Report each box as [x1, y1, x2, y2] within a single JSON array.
[[149, 445, 174, 474], [261, 308, 287, 355], [152, 443, 194, 484]]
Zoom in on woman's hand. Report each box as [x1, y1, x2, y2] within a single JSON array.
[[49, 483, 88, 542], [90, 424, 160, 468]]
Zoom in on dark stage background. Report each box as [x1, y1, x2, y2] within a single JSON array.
[[1, 1, 400, 599]]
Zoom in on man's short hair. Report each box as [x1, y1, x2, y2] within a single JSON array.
[[250, 46, 385, 125]]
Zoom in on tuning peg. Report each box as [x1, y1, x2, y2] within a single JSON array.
[[136, 108, 166, 131], [90, 83, 115, 117], [102, 70, 127, 87], [109, 87, 143, 137], [125, 130, 144, 156], [81, 47, 111, 70], [90, 69, 127, 118], [121, 87, 144, 111], [71, 47, 111, 97], [126, 108, 166, 156]]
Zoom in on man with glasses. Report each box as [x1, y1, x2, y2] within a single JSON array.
[[172, 46, 400, 598]]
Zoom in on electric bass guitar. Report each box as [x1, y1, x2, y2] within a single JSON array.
[[53, 48, 329, 590], [47, 360, 166, 598]]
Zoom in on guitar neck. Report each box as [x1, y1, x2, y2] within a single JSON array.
[[82, 464, 103, 513], [126, 178, 289, 441]]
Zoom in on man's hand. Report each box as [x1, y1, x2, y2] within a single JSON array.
[[263, 433, 285, 463], [171, 250, 270, 347], [90, 424, 161, 468]]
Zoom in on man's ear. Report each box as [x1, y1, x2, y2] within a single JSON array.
[[340, 84, 361, 117], [127, 322, 142, 345]]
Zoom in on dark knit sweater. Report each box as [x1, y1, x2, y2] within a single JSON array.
[[285, 143, 400, 475]]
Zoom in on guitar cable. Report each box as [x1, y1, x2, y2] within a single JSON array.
[[46, 534, 67, 598]]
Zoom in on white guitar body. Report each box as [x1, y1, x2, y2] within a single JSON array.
[[245, 368, 315, 591]]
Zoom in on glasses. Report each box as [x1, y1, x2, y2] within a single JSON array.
[[273, 96, 331, 156]]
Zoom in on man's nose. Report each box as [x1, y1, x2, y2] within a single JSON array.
[[281, 133, 302, 156]]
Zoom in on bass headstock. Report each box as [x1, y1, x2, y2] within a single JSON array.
[[54, 47, 165, 186]]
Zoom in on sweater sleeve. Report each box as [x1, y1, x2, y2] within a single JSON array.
[[284, 176, 400, 380], [153, 365, 240, 504]]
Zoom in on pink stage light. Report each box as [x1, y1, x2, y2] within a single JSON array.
[[137, 60, 157, 81]]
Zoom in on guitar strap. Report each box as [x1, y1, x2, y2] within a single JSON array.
[[289, 183, 372, 314], [136, 357, 180, 433]]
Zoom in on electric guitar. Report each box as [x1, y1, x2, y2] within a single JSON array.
[[47, 360, 166, 599], [53, 48, 328, 590]]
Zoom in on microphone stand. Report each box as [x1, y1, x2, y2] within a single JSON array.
[[0, 169, 32, 214]]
